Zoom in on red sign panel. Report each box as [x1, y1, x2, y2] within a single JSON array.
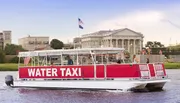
[[19, 65, 95, 78], [19, 64, 141, 78], [106, 64, 140, 78]]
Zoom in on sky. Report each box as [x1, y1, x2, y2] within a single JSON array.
[[0, 0, 180, 46]]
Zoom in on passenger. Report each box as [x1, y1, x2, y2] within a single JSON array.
[[87, 55, 92, 64], [82, 57, 86, 64], [67, 55, 73, 65], [133, 55, 139, 64], [116, 54, 121, 64], [116, 59, 121, 64], [146, 58, 150, 64], [51, 61, 54, 66]]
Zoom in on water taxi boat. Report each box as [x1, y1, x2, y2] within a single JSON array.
[[5, 48, 170, 91]]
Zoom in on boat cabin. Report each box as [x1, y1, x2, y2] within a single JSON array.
[[19, 48, 127, 66]]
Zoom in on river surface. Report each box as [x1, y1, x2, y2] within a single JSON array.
[[0, 70, 180, 103]]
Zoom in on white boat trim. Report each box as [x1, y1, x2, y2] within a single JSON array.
[[12, 79, 170, 91]]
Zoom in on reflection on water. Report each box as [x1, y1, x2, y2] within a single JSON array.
[[0, 70, 180, 103]]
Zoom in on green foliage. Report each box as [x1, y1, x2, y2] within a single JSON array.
[[50, 39, 64, 49], [151, 48, 166, 54], [0, 50, 5, 63], [145, 41, 165, 48], [0, 63, 18, 71], [4, 44, 26, 55], [167, 45, 180, 51], [10, 56, 24, 63], [162, 45, 180, 55], [144, 41, 166, 55], [164, 62, 180, 69]]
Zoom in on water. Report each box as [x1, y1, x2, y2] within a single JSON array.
[[0, 70, 180, 103]]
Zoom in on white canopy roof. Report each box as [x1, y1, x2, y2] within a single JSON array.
[[18, 47, 125, 57]]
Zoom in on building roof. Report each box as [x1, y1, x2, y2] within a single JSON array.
[[81, 28, 143, 38], [82, 30, 112, 37], [19, 35, 49, 40], [35, 45, 53, 50]]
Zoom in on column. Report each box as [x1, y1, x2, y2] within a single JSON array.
[[110, 39, 111, 47], [90, 40, 92, 48], [81, 41, 83, 48], [107, 40, 108, 47], [102, 40, 104, 47], [128, 39, 130, 52], [87, 41, 88, 48], [116, 39, 118, 47], [122, 39, 124, 48], [111, 39, 113, 47], [103, 40, 105, 47], [106, 40, 109, 47], [106, 40, 108, 47], [88, 41, 90, 48], [112, 39, 114, 47], [110, 39, 112, 47], [107, 40, 109, 47], [104, 40, 105, 47], [140, 39, 142, 52], [134, 39, 136, 54]]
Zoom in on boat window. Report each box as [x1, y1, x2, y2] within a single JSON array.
[[18, 49, 126, 66], [49, 56, 61, 65], [93, 53, 123, 64], [124, 58, 132, 63], [95, 54, 108, 64], [80, 54, 93, 65], [67, 55, 74, 65]]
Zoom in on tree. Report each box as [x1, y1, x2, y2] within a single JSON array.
[[145, 41, 153, 48], [4, 44, 27, 55], [0, 50, 5, 63], [145, 41, 166, 55], [10, 56, 24, 63], [166, 44, 180, 55], [145, 41, 164, 48], [50, 39, 64, 49]]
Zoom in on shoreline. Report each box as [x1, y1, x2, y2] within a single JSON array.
[[0, 63, 179, 71]]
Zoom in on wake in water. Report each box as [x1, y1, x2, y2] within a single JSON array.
[[0, 82, 15, 91], [0, 85, 13, 90], [0, 82, 7, 90]]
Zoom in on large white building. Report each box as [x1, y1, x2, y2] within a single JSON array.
[[18, 35, 49, 51], [0, 30, 12, 50], [74, 28, 144, 54]]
